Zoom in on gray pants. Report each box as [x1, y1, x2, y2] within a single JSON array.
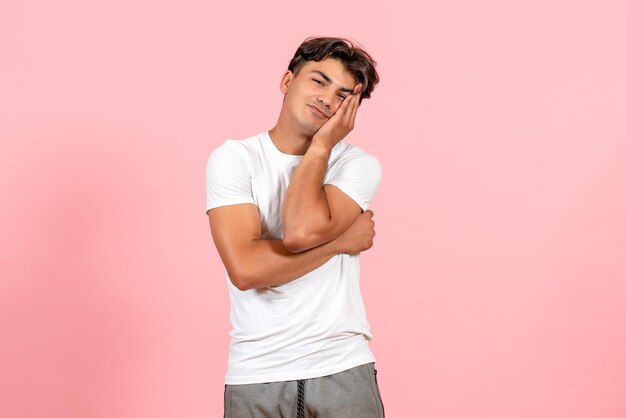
[[224, 362, 385, 418]]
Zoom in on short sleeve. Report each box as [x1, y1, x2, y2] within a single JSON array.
[[205, 140, 256, 213], [324, 149, 382, 211]]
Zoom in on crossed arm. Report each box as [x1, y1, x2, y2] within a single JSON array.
[[281, 143, 363, 253], [207, 203, 373, 291], [207, 143, 366, 291], [207, 148, 370, 290]]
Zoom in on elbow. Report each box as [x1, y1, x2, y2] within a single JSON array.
[[284, 222, 333, 253], [230, 277, 252, 291], [227, 266, 255, 291], [282, 232, 309, 254]]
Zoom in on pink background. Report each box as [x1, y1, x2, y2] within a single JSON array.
[[2, 1, 625, 417]]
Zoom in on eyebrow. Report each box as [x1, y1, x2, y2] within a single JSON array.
[[310, 70, 354, 93]]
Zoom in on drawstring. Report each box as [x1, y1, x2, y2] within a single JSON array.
[[296, 379, 305, 418]]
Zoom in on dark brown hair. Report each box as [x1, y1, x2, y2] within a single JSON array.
[[287, 36, 380, 104]]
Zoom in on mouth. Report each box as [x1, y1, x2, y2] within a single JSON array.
[[309, 105, 329, 119]]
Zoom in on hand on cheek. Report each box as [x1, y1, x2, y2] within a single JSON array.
[[312, 83, 363, 151]]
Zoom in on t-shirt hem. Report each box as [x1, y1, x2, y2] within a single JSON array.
[[323, 181, 368, 211], [206, 199, 257, 213], [224, 353, 376, 385]]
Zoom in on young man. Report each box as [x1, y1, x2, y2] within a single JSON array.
[[206, 36, 384, 417]]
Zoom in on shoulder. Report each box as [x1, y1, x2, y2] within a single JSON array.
[[330, 142, 382, 173], [207, 133, 264, 165], [210, 132, 262, 155]]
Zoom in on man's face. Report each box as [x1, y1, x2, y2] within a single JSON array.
[[281, 58, 358, 135]]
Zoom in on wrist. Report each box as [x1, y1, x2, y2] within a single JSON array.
[[309, 137, 333, 157], [326, 234, 343, 256]]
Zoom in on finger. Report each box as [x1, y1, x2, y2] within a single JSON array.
[[345, 99, 358, 129], [339, 92, 356, 125], [338, 83, 361, 122], [336, 89, 355, 116], [353, 83, 363, 98], [346, 84, 362, 123], [341, 96, 355, 124]]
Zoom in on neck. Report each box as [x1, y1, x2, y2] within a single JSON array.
[[268, 112, 314, 156]]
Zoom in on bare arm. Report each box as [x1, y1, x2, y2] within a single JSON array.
[[282, 84, 365, 253], [281, 145, 362, 253], [208, 203, 375, 291]]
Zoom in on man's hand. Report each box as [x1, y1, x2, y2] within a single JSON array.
[[333, 209, 376, 255], [311, 83, 363, 152]]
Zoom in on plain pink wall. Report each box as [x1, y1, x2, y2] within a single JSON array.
[[2, 1, 625, 417]]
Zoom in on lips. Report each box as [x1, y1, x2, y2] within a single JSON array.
[[309, 105, 329, 119]]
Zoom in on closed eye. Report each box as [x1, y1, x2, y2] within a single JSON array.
[[313, 78, 346, 99]]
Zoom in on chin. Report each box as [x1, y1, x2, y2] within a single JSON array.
[[300, 114, 322, 129], [293, 119, 315, 137]]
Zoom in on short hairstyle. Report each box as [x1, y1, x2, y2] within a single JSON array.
[[287, 36, 380, 104]]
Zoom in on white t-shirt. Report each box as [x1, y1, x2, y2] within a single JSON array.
[[205, 130, 382, 384]]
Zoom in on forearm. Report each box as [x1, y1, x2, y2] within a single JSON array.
[[282, 143, 332, 245], [230, 237, 340, 290]]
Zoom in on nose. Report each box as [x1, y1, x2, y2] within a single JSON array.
[[317, 92, 338, 112], [317, 95, 330, 109]]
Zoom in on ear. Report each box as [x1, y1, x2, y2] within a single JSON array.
[[279, 70, 293, 95]]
